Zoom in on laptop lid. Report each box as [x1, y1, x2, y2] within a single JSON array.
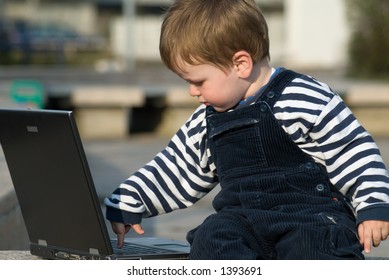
[[0, 108, 189, 259]]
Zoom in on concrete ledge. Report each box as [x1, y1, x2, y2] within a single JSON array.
[[71, 86, 144, 107], [0, 251, 38, 260], [345, 84, 389, 137], [164, 87, 199, 107], [0, 250, 387, 260], [71, 86, 145, 139], [346, 84, 389, 106], [157, 87, 200, 136], [69, 85, 200, 138]]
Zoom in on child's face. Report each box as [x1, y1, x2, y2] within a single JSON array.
[[176, 61, 251, 112]]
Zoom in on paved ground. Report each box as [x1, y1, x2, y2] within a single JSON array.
[[2, 133, 389, 258]]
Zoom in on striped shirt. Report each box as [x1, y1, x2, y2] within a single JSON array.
[[104, 70, 389, 225]]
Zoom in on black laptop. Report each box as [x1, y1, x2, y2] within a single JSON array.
[[0, 108, 190, 260]]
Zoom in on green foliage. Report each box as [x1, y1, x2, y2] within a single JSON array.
[[346, 0, 389, 79]]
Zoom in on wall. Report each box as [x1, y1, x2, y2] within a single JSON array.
[[2, 0, 351, 70], [284, 0, 350, 69], [4, 1, 98, 35], [110, 12, 286, 65]]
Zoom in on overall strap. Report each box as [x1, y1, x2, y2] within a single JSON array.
[[259, 69, 303, 108]]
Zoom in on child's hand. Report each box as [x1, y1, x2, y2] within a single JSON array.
[[358, 220, 389, 253], [111, 222, 145, 249]]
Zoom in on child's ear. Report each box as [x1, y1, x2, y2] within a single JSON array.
[[232, 51, 253, 78]]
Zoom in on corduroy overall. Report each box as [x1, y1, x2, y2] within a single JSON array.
[[187, 70, 364, 259]]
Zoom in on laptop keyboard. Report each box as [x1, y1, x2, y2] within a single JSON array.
[[111, 240, 176, 255]]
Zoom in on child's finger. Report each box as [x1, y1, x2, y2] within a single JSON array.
[[131, 224, 145, 235]]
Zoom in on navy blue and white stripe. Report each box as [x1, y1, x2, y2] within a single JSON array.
[[104, 72, 389, 224]]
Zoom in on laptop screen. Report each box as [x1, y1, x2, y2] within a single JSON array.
[[0, 109, 113, 256]]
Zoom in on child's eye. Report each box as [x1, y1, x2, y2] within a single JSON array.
[[193, 81, 204, 87], [185, 79, 204, 87]]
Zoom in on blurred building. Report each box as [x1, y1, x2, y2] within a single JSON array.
[[0, 0, 350, 70]]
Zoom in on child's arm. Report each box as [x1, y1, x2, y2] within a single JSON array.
[[104, 105, 218, 240], [276, 74, 389, 249], [358, 220, 389, 253]]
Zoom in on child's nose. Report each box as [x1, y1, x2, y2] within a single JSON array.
[[189, 84, 200, 97]]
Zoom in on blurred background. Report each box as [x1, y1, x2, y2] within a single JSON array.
[[1, 0, 389, 257], [0, 0, 388, 136], [0, 0, 387, 74]]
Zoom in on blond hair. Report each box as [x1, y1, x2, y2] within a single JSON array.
[[159, 0, 270, 73]]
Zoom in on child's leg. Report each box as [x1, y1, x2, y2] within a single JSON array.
[[276, 212, 364, 259], [187, 212, 271, 259]]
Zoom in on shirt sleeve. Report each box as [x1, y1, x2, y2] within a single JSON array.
[[274, 75, 389, 224], [104, 105, 219, 225]]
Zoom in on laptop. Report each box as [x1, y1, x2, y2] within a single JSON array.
[[0, 107, 190, 260]]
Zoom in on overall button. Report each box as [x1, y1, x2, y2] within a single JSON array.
[[315, 184, 325, 192], [260, 104, 268, 112], [305, 162, 315, 169], [267, 91, 275, 98]]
